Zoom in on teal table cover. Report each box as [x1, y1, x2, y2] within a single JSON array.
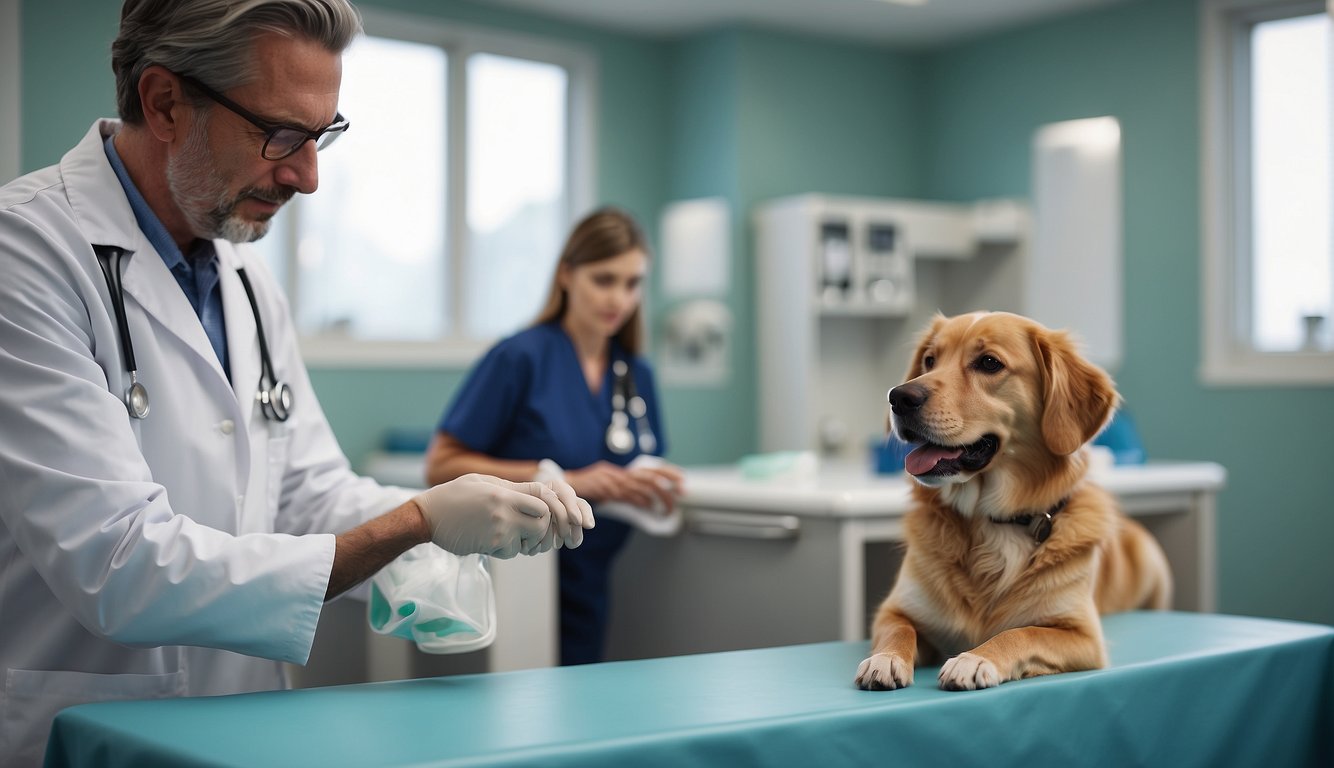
[[44, 612, 1334, 767]]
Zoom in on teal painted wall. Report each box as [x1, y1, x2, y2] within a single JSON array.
[[15, 0, 1333, 625], [736, 28, 926, 202], [656, 30, 748, 464], [19, 1, 120, 171], [923, 0, 1333, 625]]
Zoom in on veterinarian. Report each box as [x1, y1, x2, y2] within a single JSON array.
[[425, 207, 684, 666], [0, 1, 592, 763]]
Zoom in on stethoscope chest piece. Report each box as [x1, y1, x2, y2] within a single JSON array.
[[605, 412, 636, 455], [127, 376, 151, 420], [258, 380, 293, 422]]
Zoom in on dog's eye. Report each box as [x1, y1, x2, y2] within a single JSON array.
[[974, 355, 1005, 373], [922, 354, 935, 371]]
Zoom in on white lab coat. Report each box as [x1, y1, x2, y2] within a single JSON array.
[[0, 120, 414, 765]]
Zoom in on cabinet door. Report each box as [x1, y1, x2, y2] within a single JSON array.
[[604, 513, 846, 660]]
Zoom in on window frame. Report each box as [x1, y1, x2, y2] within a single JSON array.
[[291, 8, 598, 368], [1200, 0, 1334, 385]]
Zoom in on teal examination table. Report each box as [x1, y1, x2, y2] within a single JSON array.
[[44, 611, 1334, 767]]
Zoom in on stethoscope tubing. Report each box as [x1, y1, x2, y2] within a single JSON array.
[[93, 246, 138, 374], [92, 244, 291, 423], [94, 245, 150, 419], [236, 268, 292, 422], [606, 358, 656, 455]]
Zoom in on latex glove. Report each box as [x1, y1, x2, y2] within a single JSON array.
[[413, 474, 591, 558], [531, 476, 595, 551], [536, 477, 596, 550]]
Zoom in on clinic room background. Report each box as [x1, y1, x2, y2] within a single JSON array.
[[10, 0, 1333, 629]]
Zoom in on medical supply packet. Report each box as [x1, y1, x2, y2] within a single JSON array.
[[368, 543, 496, 654]]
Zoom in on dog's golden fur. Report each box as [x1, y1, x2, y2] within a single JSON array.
[[855, 312, 1171, 691]]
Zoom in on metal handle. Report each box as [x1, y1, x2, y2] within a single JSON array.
[[687, 510, 801, 540]]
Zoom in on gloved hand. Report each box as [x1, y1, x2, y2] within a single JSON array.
[[413, 474, 593, 558], [536, 474, 594, 552]]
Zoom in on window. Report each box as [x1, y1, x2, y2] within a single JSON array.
[[466, 53, 570, 339], [1201, 0, 1333, 384], [254, 11, 596, 365]]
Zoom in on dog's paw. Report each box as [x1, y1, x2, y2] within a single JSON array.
[[855, 653, 914, 690], [938, 652, 1002, 691]]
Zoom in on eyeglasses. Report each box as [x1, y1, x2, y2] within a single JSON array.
[[175, 72, 350, 161]]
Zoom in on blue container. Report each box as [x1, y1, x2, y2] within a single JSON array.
[[382, 428, 434, 454], [871, 435, 914, 475], [1093, 409, 1146, 465]]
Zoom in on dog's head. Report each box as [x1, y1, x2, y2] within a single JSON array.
[[888, 312, 1117, 489]]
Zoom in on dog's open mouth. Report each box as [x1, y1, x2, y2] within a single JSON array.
[[903, 434, 1000, 477]]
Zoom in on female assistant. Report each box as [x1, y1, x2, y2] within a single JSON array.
[[426, 207, 684, 665]]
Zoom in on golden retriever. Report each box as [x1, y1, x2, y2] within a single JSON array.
[[855, 311, 1171, 691]]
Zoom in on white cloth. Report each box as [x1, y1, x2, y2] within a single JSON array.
[[0, 120, 416, 765], [591, 456, 683, 537], [533, 456, 683, 533], [369, 545, 496, 653]]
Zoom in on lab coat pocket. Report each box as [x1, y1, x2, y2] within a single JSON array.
[[2, 667, 186, 766], [265, 428, 293, 514]]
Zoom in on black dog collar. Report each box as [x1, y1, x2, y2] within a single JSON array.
[[990, 498, 1068, 544]]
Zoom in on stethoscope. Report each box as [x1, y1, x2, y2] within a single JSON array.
[[93, 245, 293, 422], [605, 358, 657, 455]]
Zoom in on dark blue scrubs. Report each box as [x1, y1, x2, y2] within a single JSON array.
[[438, 322, 667, 665]]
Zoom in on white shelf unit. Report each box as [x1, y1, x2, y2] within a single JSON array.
[[753, 194, 1030, 459]]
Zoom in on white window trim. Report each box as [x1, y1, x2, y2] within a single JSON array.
[[298, 8, 599, 369], [1200, 0, 1334, 385]]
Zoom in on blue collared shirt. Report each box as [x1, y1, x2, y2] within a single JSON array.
[[103, 134, 229, 380]]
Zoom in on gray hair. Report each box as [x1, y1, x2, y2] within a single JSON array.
[[112, 0, 362, 124]]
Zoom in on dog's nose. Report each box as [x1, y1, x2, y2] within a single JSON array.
[[888, 383, 929, 415]]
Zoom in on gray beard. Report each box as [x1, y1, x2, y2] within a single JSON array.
[[166, 117, 291, 243]]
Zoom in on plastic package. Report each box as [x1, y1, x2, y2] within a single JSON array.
[[738, 450, 819, 484], [368, 543, 495, 654]]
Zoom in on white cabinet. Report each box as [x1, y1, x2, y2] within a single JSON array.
[[753, 194, 1029, 458], [604, 462, 1222, 660]]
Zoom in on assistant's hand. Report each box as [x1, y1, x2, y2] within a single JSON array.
[[413, 474, 592, 558], [566, 461, 685, 513]]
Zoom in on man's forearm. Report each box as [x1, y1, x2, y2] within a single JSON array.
[[325, 501, 431, 601]]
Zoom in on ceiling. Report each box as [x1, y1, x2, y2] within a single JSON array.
[[468, 0, 1134, 49]]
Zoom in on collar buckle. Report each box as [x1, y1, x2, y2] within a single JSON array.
[[1028, 510, 1054, 543], [990, 498, 1066, 545]]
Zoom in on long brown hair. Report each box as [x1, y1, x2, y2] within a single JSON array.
[[533, 206, 650, 355]]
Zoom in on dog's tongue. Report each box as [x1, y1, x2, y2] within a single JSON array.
[[905, 444, 963, 476]]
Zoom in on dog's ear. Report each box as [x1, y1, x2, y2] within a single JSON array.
[[1035, 328, 1119, 456], [905, 313, 948, 381]]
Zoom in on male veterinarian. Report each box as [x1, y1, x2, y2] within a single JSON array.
[[0, 1, 592, 763]]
